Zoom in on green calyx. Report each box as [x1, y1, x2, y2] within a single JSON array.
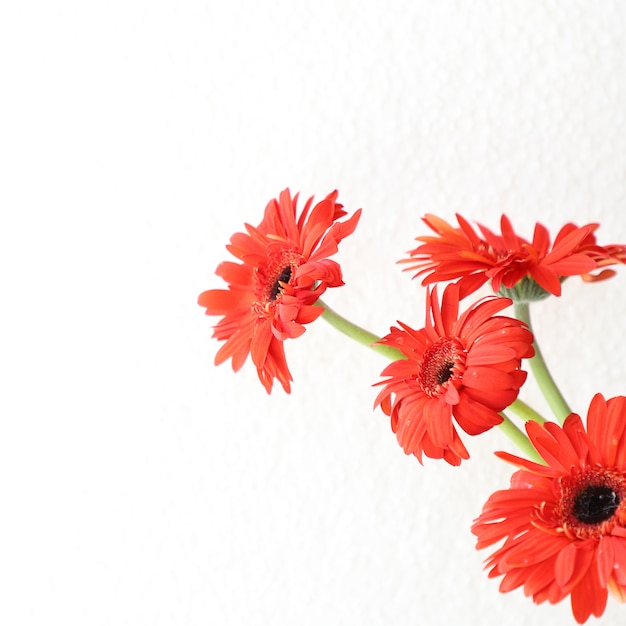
[[496, 276, 561, 303]]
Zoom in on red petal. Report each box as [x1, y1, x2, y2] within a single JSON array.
[[570, 558, 608, 623]]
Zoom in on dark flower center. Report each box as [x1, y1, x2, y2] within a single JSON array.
[[555, 467, 626, 539], [573, 485, 620, 525], [436, 361, 455, 385], [419, 337, 465, 397], [269, 266, 292, 301]]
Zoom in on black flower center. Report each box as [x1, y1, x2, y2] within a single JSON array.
[[269, 266, 292, 301], [573, 485, 620, 525], [418, 337, 466, 397], [436, 361, 455, 385]]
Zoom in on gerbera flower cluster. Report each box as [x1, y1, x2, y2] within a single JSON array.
[[199, 190, 626, 623]]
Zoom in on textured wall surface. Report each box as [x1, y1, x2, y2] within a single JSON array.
[[3, 1, 626, 625]]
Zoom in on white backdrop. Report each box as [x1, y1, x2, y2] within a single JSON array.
[[3, 1, 626, 625]]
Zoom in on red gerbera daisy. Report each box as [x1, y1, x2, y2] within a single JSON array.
[[403, 214, 626, 299], [472, 394, 626, 624], [198, 189, 361, 393], [374, 284, 534, 465]]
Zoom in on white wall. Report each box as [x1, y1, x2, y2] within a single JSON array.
[[3, 1, 626, 624]]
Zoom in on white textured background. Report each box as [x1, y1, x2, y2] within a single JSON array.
[[3, 1, 626, 625]]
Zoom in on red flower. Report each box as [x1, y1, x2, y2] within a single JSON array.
[[374, 284, 534, 465], [403, 214, 626, 299], [472, 394, 626, 624], [198, 189, 361, 393]]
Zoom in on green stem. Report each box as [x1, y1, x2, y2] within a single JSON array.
[[317, 300, 405, 361], [499, 412, 543, 463], [507, 398, 547, 425], [513, 302, 571, 423]]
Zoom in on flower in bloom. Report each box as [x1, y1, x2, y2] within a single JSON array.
[[198, 189, 361, 393], [402, 214, 626, 300], [472, 394, 626, 624], [374, 284, 534, 465]]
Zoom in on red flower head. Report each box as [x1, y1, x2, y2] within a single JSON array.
[[198, 189, 361, 393], [374, 284, 534, 465], [472, 394, 626, 624], [403, 214, 626, 300]]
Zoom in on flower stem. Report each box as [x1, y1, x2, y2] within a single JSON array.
[[513, 302, 571, 424], [498, 412, 543, 463], [507, 398, 547, 425], [316, 300, 405, 361]]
